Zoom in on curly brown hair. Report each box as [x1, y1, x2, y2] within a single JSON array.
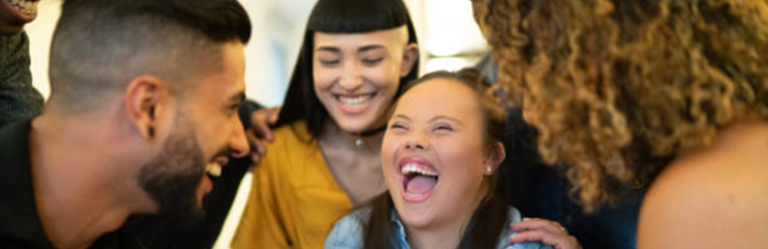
[[483, 0, 768, 212]]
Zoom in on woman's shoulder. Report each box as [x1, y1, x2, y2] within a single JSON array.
[[335, 206, 373, 225], [324, 207, 371, 249], [499, 206, 553, 249], [638, 123, 768, 248], [256, 121, 322, 174], [506, 206, 523, 224], [264, 121, 319, 155], [271, 121, 313, 143]]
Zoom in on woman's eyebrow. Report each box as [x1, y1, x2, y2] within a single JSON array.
[[358, 45, 385, 53], [316, 46, 341, 53], [393, 114, 412, 121], [430, 115, 462, 124]]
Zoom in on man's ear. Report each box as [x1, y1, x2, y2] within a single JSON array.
[[483, 141, 506, 176], [124, 76, 169, 141], [400, 43, 420, 77]]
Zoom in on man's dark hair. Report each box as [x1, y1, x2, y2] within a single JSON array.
[[49, 0, 251, 113]]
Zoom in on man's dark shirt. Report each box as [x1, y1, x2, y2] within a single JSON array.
[[0, 120, 146, 249]]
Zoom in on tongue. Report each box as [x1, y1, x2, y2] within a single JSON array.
[[405, 175, 437, 194]]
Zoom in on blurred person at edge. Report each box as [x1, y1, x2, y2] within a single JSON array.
[[0, 0, 44, 127], [480, 0, 768, 248], [0, 0, 252, 248], [472, 0, 644, 248]]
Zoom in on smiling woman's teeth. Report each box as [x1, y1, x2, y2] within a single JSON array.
[[337, 94, 374, 106], [206, 163, 222, 177], [401, 164, 438, 177], [8, 0, 39, 15]]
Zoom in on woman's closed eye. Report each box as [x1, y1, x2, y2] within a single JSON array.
[[433, 124, 454, 132], [389, 122, 409, 132], [362, 57, 384, 66], [319, 59, 340, 67]]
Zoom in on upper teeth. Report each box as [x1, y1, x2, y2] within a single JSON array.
[[8, 0, 38, 15], [206, 163, 222, 177], [338, 94, 373, 106], [401, 163, 438, 177]]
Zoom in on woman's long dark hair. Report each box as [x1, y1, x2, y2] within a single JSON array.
[[362, 69, 510, 249], [274, 0, 420, 141]]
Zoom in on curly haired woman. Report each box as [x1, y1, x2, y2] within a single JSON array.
[[479, 0, 768, 248]]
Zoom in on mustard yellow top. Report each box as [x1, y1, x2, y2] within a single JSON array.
[[231, 121, 353, 249]]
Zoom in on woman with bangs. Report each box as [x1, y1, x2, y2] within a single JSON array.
[[231, 0, 419, 248]]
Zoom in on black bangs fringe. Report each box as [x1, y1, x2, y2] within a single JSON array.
[[307, 0, 409, 33]]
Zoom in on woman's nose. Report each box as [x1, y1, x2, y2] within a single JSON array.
[[404, 134, 428, 150]]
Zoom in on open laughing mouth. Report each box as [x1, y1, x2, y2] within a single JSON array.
[[199, 157, 227, 195], [205, 157, 227, 179], [4, 0, 39, 16], [334, 93, 377, 115], [400, 157, 439, 203]]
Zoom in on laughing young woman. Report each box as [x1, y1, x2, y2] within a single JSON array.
[[325, 69, 566, 249]]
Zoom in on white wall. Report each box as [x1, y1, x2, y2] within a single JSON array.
[[25, 0, 59, 101]]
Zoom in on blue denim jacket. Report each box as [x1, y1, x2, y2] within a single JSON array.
[[324, 206, 553, 249]]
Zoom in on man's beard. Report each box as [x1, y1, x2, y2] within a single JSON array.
[[137, 119, 207, 225]]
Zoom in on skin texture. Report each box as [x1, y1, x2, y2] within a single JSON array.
[[382, 78, 502, 249], [638, 122, 768, 249], [28, 42, 249, 249]]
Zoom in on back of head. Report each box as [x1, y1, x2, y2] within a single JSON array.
[[275, 0, 420, 138], [483, 0, 768, 211], [49, 0, 251, 114]]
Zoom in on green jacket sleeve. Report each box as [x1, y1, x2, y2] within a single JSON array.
[[0, 32, 43, 127]]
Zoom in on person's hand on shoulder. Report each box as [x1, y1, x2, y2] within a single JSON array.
[[510, 218, 582, 249], [247, 106, 281, 166]]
